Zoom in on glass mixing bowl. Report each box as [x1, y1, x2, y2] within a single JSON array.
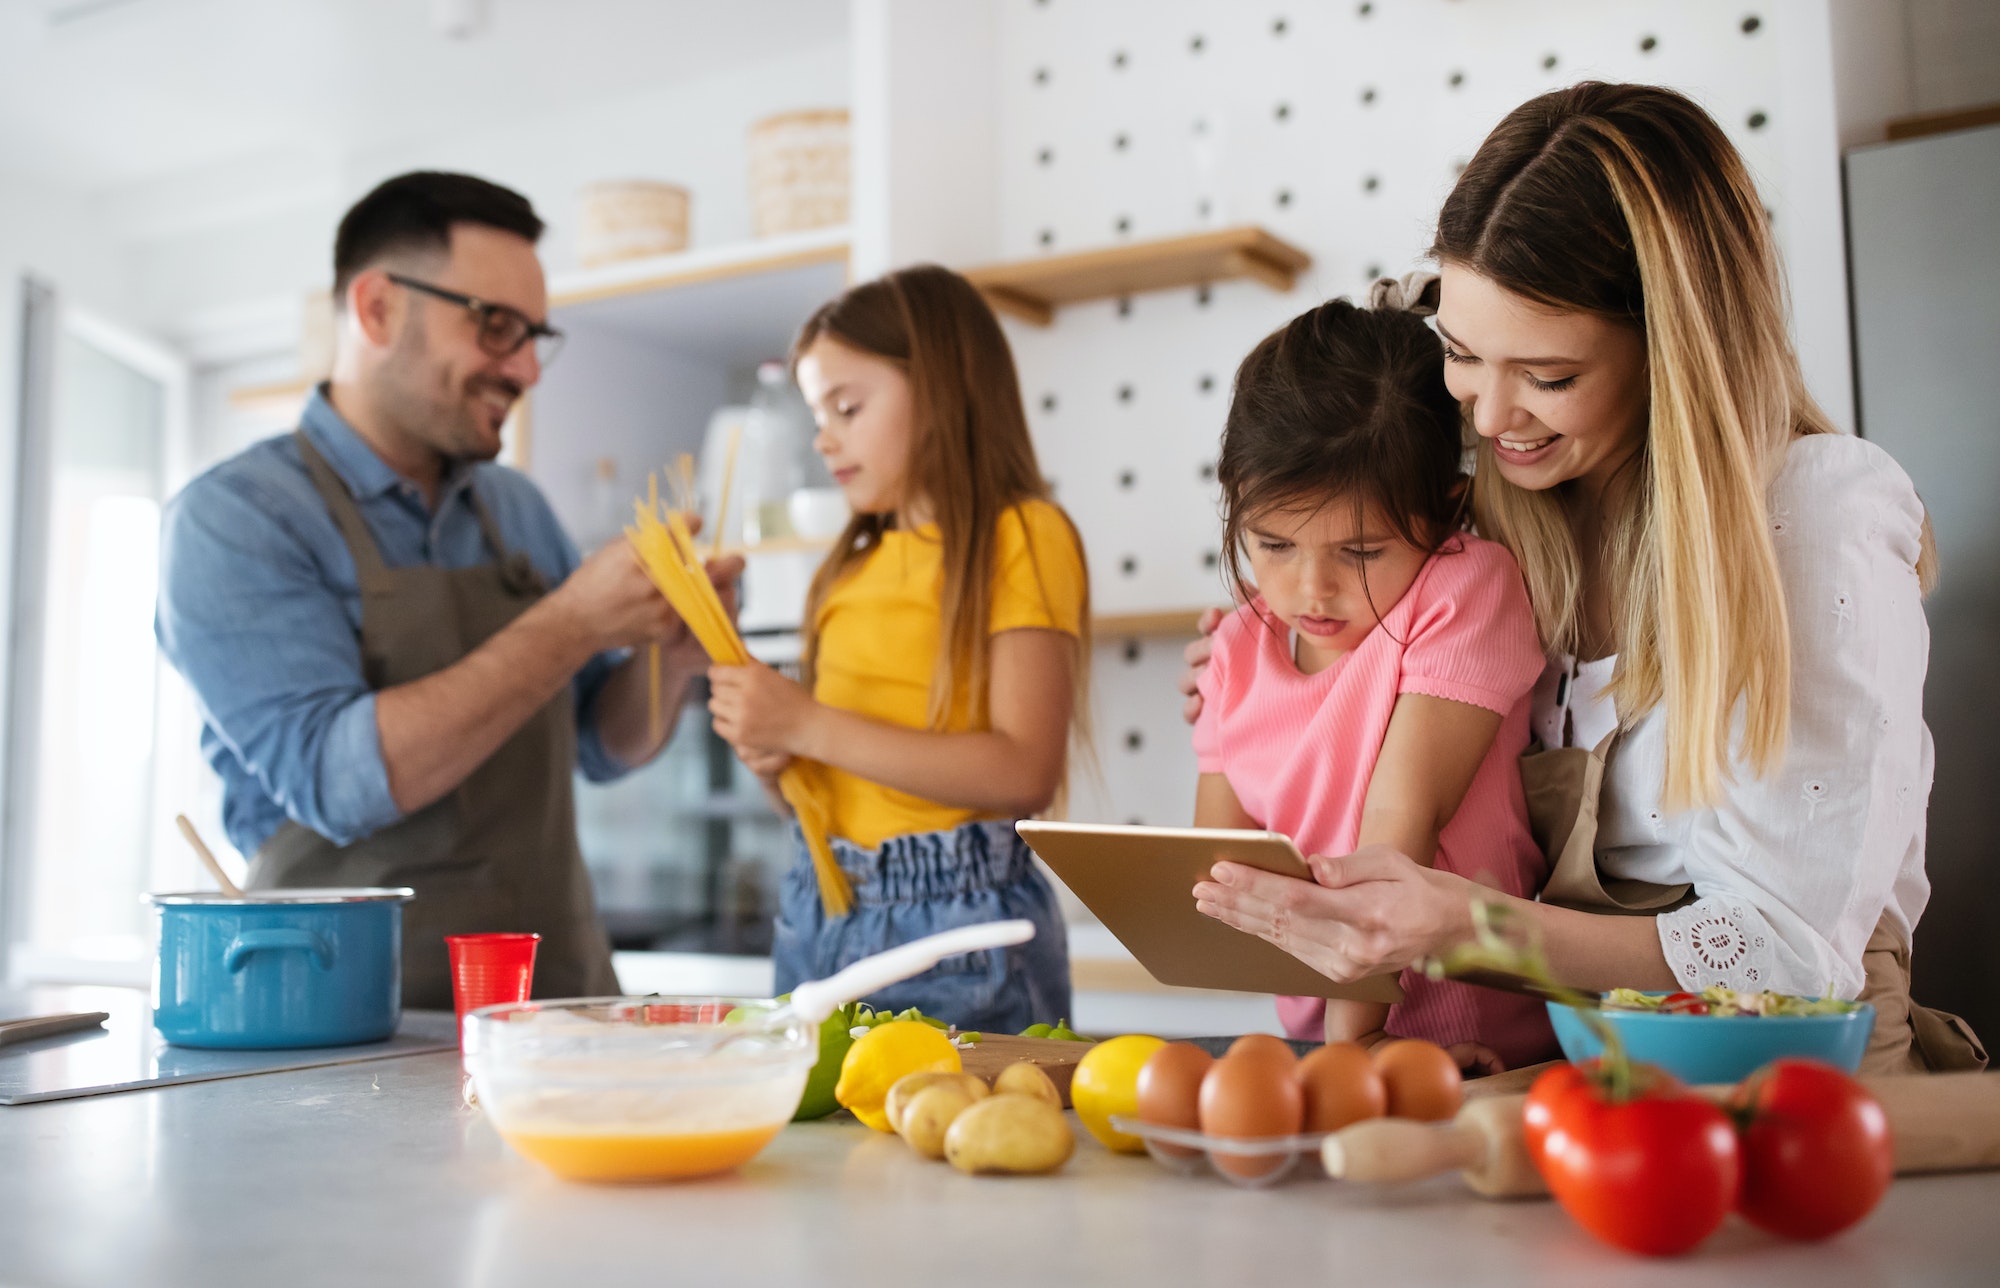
[[463, 996, 815, 1183]]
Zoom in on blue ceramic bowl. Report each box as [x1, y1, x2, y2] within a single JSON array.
[[1546, 995, 1874, 1085]]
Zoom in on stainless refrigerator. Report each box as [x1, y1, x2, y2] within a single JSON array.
[[1847, 122, 2000, 1049]]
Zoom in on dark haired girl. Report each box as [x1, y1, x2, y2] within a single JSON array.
[[1190, 286, 1555, 1071]]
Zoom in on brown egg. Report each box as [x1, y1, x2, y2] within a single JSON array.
[[1199, 1052, 1305, 1180], [1294, 1041, 1387, 1133], [1371, 1039, 1463, 1121], [1136, 1042, 1213, 1160], [1225, 1033, 1298, 1070]]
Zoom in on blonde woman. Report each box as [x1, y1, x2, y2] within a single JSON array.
[[1184, 83, 1983, 1072]]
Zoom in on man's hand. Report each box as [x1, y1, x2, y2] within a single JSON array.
[[708, 663, 822, 757], [706, 553, 746, 631], [547, 541, 687, 656], [375, 539, 682, 814], [544, 540, 745, 660], [664, 552, 746, 665], [587, 549, 745, 771]]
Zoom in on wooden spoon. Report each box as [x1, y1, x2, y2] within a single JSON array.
[[174, 814, 245, 899]]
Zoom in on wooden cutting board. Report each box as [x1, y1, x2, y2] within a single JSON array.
[[957, 1035, 1095, 1106]]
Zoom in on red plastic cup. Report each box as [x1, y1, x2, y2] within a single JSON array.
[[445, 932, 540, 1047]]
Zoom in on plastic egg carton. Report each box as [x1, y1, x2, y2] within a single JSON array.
[[1108, 1116, 1336, 1189]]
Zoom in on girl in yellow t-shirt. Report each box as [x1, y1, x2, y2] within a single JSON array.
[[707, 265, 1090, 1034]]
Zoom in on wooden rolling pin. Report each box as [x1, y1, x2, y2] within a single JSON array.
[[1323, 1072, 2000, 1198]]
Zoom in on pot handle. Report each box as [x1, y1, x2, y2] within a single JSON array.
[[225, 928, 334, 974]]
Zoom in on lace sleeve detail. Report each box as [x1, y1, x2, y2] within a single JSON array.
[[1657, 896, 1781, 991]]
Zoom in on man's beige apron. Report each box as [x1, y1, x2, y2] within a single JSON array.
[[1522, 732, 1985, 1074], [245, 432, 617, 1009]]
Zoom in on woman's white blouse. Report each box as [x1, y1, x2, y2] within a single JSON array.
[[1531, 434, 1934, 999]]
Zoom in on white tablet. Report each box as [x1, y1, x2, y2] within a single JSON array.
[[1017, 821, 1404, 1003]]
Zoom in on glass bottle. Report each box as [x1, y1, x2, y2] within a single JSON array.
[[742, 361, 819, 544]]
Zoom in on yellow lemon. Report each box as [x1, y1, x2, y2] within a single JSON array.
[[1070, 1034, 1166, 1152], [833, 1020, 961, 1132]]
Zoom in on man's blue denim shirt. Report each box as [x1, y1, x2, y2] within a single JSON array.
[[156, 387, 626, 859]]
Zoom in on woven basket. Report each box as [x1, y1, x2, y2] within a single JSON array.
[[576, 180, 690, 267], [747, 109, 850, 237]]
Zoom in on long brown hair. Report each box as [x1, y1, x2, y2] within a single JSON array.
[[1434, 81, 1936, 809], [791, 265, 1093, 784], [1218, 297, 1467, 627]]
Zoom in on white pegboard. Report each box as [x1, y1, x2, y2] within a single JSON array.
[[995, 0, 1821, 829], [1069, 633, 1206, 827]]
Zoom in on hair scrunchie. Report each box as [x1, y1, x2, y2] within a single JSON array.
[[1367, 271, 1441, 317]]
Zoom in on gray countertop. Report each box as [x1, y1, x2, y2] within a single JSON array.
[[0, 985, 456, 1104], [3, 1047, 1997, 1288]]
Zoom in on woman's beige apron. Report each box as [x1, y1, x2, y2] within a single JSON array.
[[245, 432, 618, 1010], [1522, 733, 1985, 1074]]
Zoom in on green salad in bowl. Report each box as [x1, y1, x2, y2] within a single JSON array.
[[1602, 986, 1863, 1018]]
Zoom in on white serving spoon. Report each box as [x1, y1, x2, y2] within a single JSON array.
[[733, 919, 1036, 1040]]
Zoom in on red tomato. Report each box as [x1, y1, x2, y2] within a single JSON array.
[[1733, 1058, 1894, 1240], [1657, 992, 1709, 1015], [1525, 1062, 1685, 1171], [1522, 1063, 1590, 1170], [1537, 1075, 1740, 1256]]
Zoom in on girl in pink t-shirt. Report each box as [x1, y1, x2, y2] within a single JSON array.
[[1191, 295, 1555, 1072]]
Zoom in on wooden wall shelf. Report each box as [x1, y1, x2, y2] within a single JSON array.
[[226, 378, 312, 411], [1884, 102, 2000, 142], [964, 226, 1311, 326], [547, 224, 850, 309], [1091, 609, 1211, 639]]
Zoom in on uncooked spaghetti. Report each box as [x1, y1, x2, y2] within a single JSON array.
[[626, 486, 853, 917]]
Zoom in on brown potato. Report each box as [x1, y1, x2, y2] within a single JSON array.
[[992, 1061, 1061, 1108], [943, 1094, 1075, 1175], [884, 1071, 989, 1136], [900, 1083, 982, 1159]]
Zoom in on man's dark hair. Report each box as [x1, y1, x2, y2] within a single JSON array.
[[332, 171, 544, 302]]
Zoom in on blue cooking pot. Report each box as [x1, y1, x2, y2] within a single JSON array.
[[148, 888, 414, 1049]]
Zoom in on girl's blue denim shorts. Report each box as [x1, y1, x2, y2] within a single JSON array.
[[771, 819, 1071, 1035]]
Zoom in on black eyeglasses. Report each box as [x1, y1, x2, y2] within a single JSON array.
[[387, 273, 566, 366]]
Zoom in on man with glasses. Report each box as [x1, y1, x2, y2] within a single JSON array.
[[156, 172, 733, 1006]]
